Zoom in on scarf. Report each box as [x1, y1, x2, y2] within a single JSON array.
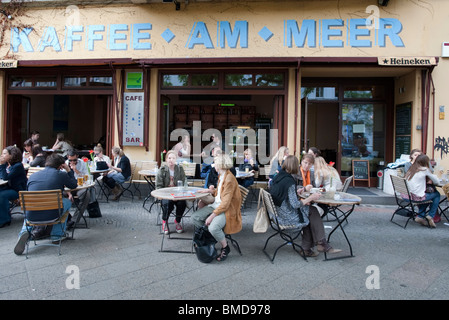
[[300, 167, 310, 186]]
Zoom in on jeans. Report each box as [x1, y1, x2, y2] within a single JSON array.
[[418, 191, 440, 218], [161, 199, 186, 223], [0, 188, 19, 225], [19, 198, 72, 238]]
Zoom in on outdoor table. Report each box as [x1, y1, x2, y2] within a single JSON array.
[[151, 186, 209, 254], [301, 191, 361, 261], [138, 169, 158, 212], [90, 168, 111, 201]]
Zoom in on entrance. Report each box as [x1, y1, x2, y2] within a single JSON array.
[[301, 78, 393, 180], [6, 94, 112, 155]]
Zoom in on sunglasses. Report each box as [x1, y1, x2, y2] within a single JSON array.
[[68, 159, 78, 162]]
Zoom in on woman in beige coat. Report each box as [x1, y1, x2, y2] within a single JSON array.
[[192, 154, 242, 262]]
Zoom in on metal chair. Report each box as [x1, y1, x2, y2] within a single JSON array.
[[437, 183, 449, 222], [260, 189, 307, 263], [133, 160, 157, 200], [339, 175, 353, 193], [390, 175, 433, 228], [19, 189, 72, 258], [116, 162, 137, 201]]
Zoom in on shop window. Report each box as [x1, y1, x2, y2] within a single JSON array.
[[9, 76, 33, 88], [301, 86, 338, 100], [255, 74, 284, 87], [225, 74, 253, 86], [35, 77, 57, 87], [89, 76, 113, 87], [344, 85, 385, 99], [162, 74, 189, 87], [63, 76, 87, 87], [190, 74, 218, 87]]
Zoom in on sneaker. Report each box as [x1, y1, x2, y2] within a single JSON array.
[[14, 232, 29, 255], [175, 221, 183, 234], [426, 215, 436, 228], [433, 213, 441, 223], [162, 220, 169, 235]]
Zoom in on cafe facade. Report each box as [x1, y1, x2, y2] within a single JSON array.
[[1, 0, 448, 184]]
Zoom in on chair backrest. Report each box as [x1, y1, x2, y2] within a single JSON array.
[[238, 185, 249, 209], [442, 183, 449, 200], [340, 175, 353, 192], [260, 189, 278, 222], [27, 167, 45, 179], [134, 161, 157, 180], [126, 162, 137, 183], [19, 189, 64, 218], [390, 175, 410, 199], [182, 162, 197, 177]]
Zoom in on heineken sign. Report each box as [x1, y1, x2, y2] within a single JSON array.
[[378, 57, 437, 66]]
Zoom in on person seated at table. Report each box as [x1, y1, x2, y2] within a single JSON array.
[[52, 132, 74, 158], [22, 138, 34, 165], [201, 146, 222, 186], [93, 145, 111, 166], [173, 134, 191, 163], [313, 156, 342, 191], [308, 147, 321, 158], [269, 146, 289, 179], [29, 145, 47, 168], [14, 154, 77, 255], [103, 146, 131, 201], [237, 148, 258, 188], [404, 154, 440, 227], [192, 154, 242, 262], [156, 150, 187, 235], [0, 146, 27, 229], [404, 148, 422, 173], [30, 130, 40, 145], [294, 154, 341, 253]]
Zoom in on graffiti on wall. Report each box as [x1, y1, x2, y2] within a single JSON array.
[[434, 136, 449, 158]]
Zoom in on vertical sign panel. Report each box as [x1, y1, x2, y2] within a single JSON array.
[[123, 92, 144, 146]]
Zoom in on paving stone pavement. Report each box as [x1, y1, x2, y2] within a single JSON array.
[[1, 188, 449, 301]]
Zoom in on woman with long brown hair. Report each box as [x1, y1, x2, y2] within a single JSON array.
[[404, 154, 440, 227]]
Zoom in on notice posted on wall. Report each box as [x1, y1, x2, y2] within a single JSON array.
[[123, 92, 144, 146]]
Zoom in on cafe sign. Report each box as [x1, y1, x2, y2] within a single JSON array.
[[378, 57, 437, 66], [0, 60, 17, 68]]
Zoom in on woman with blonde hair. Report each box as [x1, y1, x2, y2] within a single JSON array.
[[313, 156, 342, 190], [269, 146, 289, 179], [193, 154, 242, 262]]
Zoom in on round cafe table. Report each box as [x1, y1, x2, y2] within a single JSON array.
[[151, 186, 209, 253]]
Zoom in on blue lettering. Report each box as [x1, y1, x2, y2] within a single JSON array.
[[349, 19, 371, 47], [321, 19, 343, 47], [87, 25, 104, 51], [11, 27, 34, 52], [284, 19, 316, 48], [38, 27, 61, 52], [187, 22, 214, 49], [64, 25, 83, 51], [132, 23, 152, 50], [377, 18, 404, 47], [109, 24, 128, 50], [218, 21, 248, 48]]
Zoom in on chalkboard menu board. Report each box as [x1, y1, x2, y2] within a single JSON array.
[[395, 103, 412, 158], [352, 160, 370, 187]]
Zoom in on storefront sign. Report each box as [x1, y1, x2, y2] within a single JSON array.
[[123, 92, 144, 146], [0, 60, 17, 68], [378, 57, 437, 66], [9, 17, 405, 54], [126, 72, 143, 90]]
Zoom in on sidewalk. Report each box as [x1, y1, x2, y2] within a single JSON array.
[[1, 188, 449, 301]]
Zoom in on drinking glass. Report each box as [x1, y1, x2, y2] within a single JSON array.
[[177, 180, 183, 191], [77, 177, 84, 186]]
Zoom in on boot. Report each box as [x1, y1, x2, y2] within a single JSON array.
[[111, 185, 122, 201]]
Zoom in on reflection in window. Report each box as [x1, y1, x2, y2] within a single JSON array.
[[225, 74, 253, 86], [10, 77, 32, 87], [255, 74, 284, 87], [90, 77, 112, 86], [191, 74, 218, 87], [162, 74, 189, 87], [301, 86, 338, 100], [63, 76, 87, 87], [344, 85, 385, 99], [35, 77, 57, 87]]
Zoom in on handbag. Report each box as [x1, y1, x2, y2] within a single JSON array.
[[96, 161, 108, 170], [425, 183, 437, 193], [193, 226, 217, 263], [253, 189, 269, 233], [87, 201, 102, 218]]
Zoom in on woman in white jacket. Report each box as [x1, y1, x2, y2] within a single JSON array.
[[404, 154, 440, 228]]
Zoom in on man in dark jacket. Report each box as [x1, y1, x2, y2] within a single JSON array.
[[14, 154, 77, 255]]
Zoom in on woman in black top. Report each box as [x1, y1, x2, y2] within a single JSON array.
[[29, 145, 47, 167], [103, 146, 132, 200]]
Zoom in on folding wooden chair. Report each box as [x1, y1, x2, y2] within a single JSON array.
[[19, 189, 72, 258], [339, 175, 353, 193], [390, 175, 433, 228], [133, 160, 157, 199], [437, 183, 449, 222], [260, 189, 307, 263], [116, 162, 137, 201]]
